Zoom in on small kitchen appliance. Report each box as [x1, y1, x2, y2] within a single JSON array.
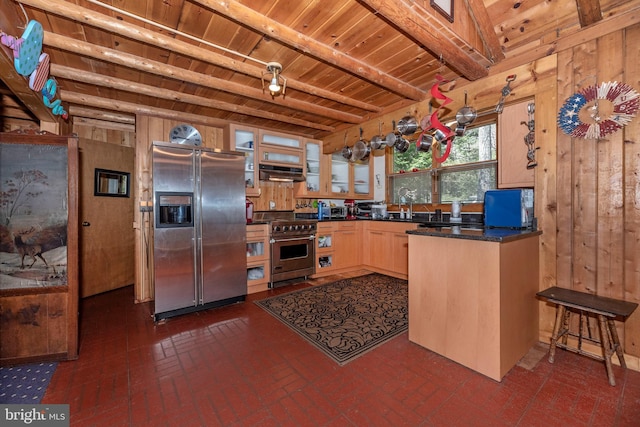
[[344, 199, 356, 220], [371, 204, 387, 219], [483, 189, 534, 228]]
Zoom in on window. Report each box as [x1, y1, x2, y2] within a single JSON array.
[[390, 121, 497, 204]]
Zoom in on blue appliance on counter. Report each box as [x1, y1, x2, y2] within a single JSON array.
[[483, 189, 534, 229]]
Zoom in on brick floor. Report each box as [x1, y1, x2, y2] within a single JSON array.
[[43, 273, 640, 426]]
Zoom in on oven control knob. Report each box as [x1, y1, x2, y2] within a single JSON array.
[[284, 225, 290, 232], [294, 225, 300, 231], [274, 226, 280, 232], [301, 225, 306, 230]]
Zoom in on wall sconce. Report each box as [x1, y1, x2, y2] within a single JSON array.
[[263, 62, 286, 98]]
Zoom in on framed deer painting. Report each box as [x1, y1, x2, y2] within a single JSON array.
[[0, 131, 79, 363], [0, 135, 70, 290]]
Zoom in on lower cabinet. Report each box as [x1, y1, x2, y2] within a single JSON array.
[[407, 234, 540, 381], [363, 222, 417, 279], [246, 224, 270, 294], [314, 221, 362, 277]]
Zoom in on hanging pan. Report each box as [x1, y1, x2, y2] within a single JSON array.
[[352, 127, 371, 161], [397, 115, 419, 136], [370, 121, 385, 150], [455, 91, 477, 127], [341, 132, 352, 160], [385, 120, 400, 147]]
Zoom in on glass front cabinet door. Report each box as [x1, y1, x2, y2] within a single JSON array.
[[225, 124, 259, 196]]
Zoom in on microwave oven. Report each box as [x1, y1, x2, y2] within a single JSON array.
[[483, 189, 534, 229]]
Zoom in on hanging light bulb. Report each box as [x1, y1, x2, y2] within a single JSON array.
[[269, 75, 280, 93], [263, 62, 286, 98]]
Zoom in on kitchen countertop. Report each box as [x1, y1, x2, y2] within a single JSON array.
[[406, 226, 541, 243]]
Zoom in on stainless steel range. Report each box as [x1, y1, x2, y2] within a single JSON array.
[[268, 219, 317, 288]]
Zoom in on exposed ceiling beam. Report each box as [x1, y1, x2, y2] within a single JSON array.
[[68, 106, 135, 124], [72, 116, 136, 132], [194, 0, 427, 100], [18, 0, 381, 113], [576, 0, 603, 27], [51, 64, 336, 132], [358, 0, 489, 80], [464, 0, 505, 63], [44, 33, 354, 126], [60, 91, 231, 129]]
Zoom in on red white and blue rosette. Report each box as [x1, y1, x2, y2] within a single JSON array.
[[558, 82, 639, 139]]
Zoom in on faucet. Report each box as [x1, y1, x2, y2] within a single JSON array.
[[398, 187, 415, 220]]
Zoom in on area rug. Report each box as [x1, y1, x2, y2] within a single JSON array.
[[0, 362, 57, 404], [255, 273, 408, 365]]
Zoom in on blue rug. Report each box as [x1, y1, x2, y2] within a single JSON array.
[[0, 362, 57, 404]]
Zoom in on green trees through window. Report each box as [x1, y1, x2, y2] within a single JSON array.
[[390, 122, 497, 204]]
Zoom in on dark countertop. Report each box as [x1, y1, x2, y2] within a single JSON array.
[[406, 226, 541, 243]]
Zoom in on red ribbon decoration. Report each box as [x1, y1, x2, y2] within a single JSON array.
[[426, 74, 455, 162]]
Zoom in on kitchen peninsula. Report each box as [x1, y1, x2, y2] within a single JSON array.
[[406, 227, 541, 381]]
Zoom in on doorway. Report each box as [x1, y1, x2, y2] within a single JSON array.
[[79, 139, 135, 297]]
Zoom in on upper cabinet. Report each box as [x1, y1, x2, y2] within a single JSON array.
[[498, 100, 535, 188], [330, 153, 372, 199], [259, 130, 303, 168], [295, 139, 372, 199], [297, 138, 325, 197], [224, 124, 259, 196]]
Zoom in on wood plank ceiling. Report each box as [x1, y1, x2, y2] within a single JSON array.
[[1, 0, 638, 140]]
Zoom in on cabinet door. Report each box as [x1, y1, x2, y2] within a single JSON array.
[[259, 130, 303, 168], [353, 159, 372, 198], [296, 139, 324, 197], [368, 230, 393, 272], [334, 229, 359, 270], [498, 100, 534, 188], [391, 233, 410, 276], [330, 152, 351, 196], [226, 124, 259, 196]]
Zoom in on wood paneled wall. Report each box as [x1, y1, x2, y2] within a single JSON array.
[[327, 23, 640, 366], [550, 24, 640, 360]]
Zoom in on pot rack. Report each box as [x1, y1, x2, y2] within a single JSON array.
[[343, 75, 517, 163]]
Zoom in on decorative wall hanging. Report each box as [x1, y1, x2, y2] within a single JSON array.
[[1, 20, 67, 120], [521, 102, 537, 169], [557, 81, 639, 139]]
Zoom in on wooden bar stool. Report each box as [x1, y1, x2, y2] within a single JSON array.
[[537, 287, 638, 386]]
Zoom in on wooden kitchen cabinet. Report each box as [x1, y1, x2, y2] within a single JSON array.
[[333, 222, 362, 270], [313, 221, 362, 277], [407, 233, 539, 381], [296, 138, 326, 197], [246, 224, 270, 294], [315, 222, 335, 274], [259, 130, 303, 168], [224, 124, 260, 196], [498, 99, 535, 188], [363, 221, 417, 279], [328, 153, 373, 199]]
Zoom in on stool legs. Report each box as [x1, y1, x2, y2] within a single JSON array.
[[608, 318, 626, 369], [597, 315, 616, 386], [549, 305, 566, 363]]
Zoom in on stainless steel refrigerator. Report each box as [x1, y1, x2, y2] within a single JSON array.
[[152, 141, 246, 321]]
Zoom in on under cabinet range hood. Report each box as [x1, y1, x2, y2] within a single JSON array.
[[259, 164, 305, 182]]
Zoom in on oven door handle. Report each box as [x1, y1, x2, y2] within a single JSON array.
[[270, 235, 315, 244]]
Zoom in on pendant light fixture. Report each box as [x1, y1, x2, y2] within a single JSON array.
[[263, 62, 286, 98]]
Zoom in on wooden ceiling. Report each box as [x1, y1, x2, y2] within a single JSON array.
[[1, 0, 639, 139]]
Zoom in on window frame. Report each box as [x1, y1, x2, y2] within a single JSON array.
[[386, 115, 498, 207]]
